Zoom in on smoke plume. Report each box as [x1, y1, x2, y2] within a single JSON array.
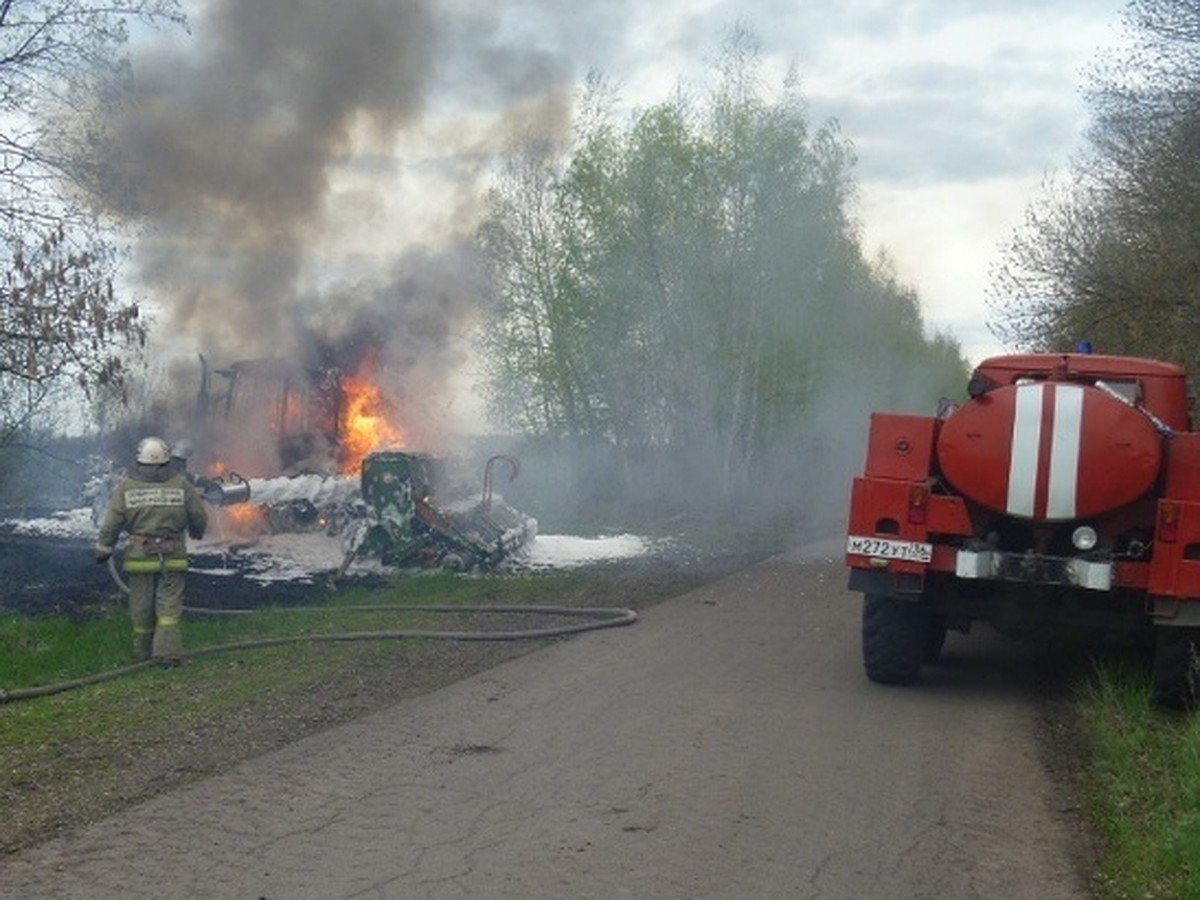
[[94, 0, 573, 457]]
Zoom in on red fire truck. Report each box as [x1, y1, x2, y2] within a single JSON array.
[[844, 351, 1200, 708]]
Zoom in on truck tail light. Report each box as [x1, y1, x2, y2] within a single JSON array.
[[1160, 501, 1180, 543], [908, 484, 928, 525]]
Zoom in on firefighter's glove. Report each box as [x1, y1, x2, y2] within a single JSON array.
[[188, 524, 205, 541], [198, 479, 224, 505], [96, 551, 112, 565]]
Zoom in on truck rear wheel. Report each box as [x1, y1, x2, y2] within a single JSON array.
[[1152, 626, 1200, 710], [862, 593, 926, 685]]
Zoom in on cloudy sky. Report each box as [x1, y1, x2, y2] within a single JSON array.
[[118, 0, 1134, 436], [474, 0, 1132, 364]]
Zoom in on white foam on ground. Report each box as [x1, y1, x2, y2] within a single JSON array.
[[513, 533, 656, 570], [3, 507, 96, 538], [2, 507, 659, 578]]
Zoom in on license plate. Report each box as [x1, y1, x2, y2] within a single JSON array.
[[846, 535, 932, 563]]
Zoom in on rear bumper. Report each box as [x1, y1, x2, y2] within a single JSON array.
[[954, 548, 1112, 591], [846, 546, 1114, 597]]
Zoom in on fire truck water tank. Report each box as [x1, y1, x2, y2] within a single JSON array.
[[936, 381, 1161, 521]]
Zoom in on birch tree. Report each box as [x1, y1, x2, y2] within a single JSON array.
[[479, 28, 967, 510]]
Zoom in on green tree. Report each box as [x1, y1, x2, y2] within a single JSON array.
[[479, 28, 967, 521], [477, 135, 589, 436], [0, 0, 185, 444]]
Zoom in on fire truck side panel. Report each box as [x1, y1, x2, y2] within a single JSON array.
[[847, 477, 926, 543], [848, 407, 973, 568], [848, 478, 974, 534], [1164, 433, 1200, 497], [846, 477, 929, 582], [863, 413, 937, 480], [1149, 499, 1200, 598], [1148, 435, 1200, 601]]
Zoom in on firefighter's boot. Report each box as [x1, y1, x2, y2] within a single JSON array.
[[128, 573, 156, 661], [132, 628, 153, 661], [152, 571, 186, 662]]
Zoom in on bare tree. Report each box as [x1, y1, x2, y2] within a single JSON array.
[[990, 0, 1200, 373], [0, 0, 185, 441]]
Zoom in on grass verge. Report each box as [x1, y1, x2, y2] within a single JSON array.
[[0, 568, 634, 851], [0, 557, 732, 853], [1080, 658, 1200, 899], [0, 571, 588, 690]]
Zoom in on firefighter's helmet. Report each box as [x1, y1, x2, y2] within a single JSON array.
[[170, 438, 194, 461], [136, 436, 171, 466]]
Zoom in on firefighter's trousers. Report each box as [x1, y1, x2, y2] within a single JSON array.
[[128, 570, 185, 660]]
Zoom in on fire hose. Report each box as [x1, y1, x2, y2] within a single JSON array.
[[0, 561, 637, 704]]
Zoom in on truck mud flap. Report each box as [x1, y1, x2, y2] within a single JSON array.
[[848, 567, 924, 598]]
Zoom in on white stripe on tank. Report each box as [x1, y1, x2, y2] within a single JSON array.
[[1007, 383, 1042, 517], [1046, 384, 1083, 519]]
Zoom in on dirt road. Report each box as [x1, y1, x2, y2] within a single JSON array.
[[0, 550, 1095, 899]]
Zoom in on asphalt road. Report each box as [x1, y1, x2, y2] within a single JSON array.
[[0, 549, 1094, 899]]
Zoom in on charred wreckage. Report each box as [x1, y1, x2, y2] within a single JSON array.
[[162, 355, 537, 574]]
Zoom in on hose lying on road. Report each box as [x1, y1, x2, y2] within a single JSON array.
[[0, 602, 638, 705]]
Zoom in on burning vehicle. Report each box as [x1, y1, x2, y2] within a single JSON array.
[[196, 355, 359, 475], [181, 354, 536, 573], [340, 451, 535, 572]]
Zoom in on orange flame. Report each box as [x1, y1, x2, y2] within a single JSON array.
[[220, 502, 268, 534], [339, 365, 406, 473]]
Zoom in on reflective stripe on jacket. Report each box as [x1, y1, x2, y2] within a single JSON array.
[[123, 532, 188, 572], [124, 556, 189, 573]]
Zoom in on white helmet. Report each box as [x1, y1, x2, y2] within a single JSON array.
[[136, 436, 171, 466]]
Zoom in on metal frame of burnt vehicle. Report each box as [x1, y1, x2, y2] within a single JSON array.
[[340, 451, 536, 573], [186, 356, 535, 571], [197, 355, 342, 475]]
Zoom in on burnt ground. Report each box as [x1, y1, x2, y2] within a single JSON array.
[[0, 531, 338, 617], [0, 529, 762, 854], [0, 532, 118, 617]]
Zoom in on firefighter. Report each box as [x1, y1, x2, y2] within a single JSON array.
[[95, 436, 209, 665], [169, 437, 228, 505], [167, 438, 195, 481]]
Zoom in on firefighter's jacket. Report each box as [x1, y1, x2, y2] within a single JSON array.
[[96, 465, 209, 573]]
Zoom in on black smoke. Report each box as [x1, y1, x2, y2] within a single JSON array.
[[91, 0, 574, 460]]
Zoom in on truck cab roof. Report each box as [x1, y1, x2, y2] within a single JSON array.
[[973, 352, 1186, 382]]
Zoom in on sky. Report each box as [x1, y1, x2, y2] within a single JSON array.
[[111, 0, 1135, 441], [490, 0, 1132, 365]]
